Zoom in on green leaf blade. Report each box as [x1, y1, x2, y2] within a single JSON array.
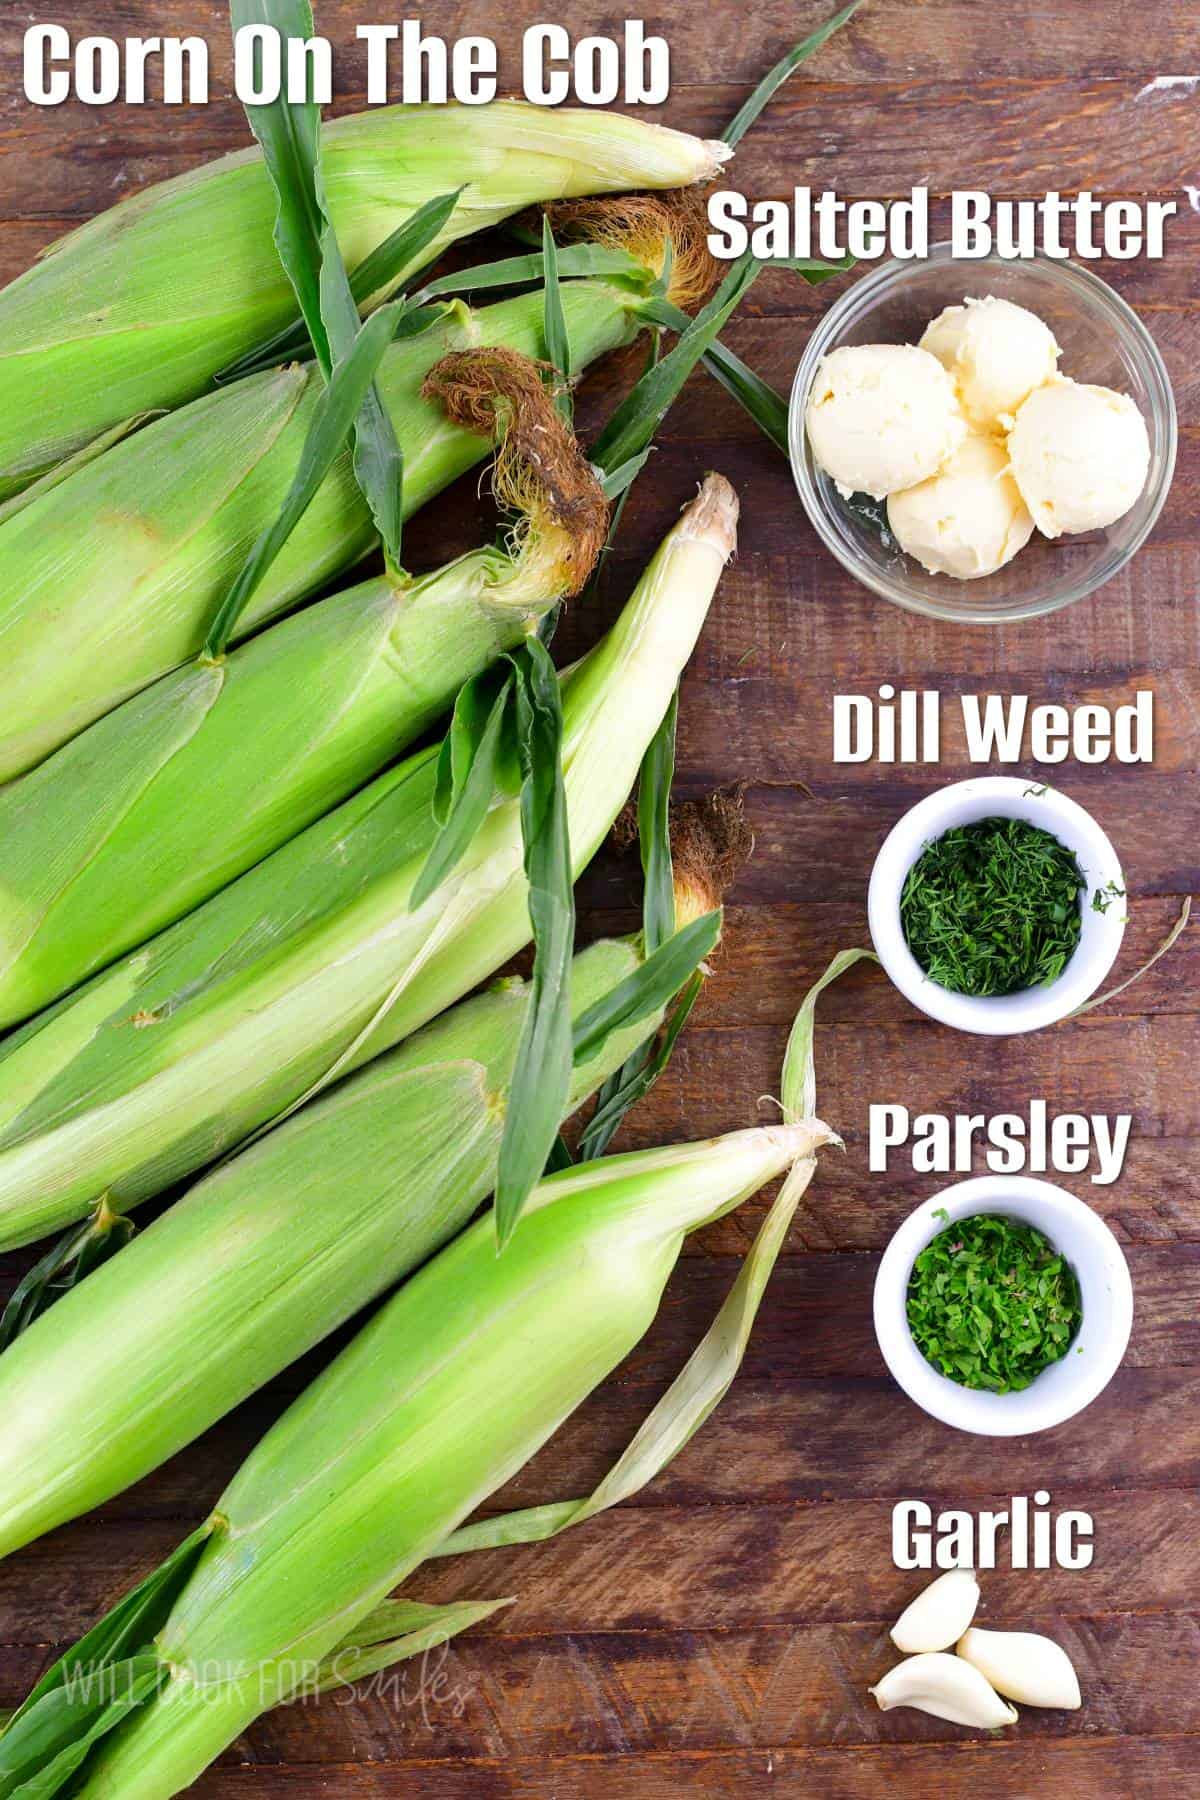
[[217, 189, 465, 384], [594, 255, 763, 475], [311, 1596, 513, 1697], [577, 974, 704, 1162], [232, 0, 408, 568], [571, 912, 720, 1067], [231, 1, 330, 373], [494, 638, 576, 1248], [723, 1, 865, 148], [541, 216, 573, 422], [781, 948, 877, 1123], [203, 301, 402, 658], [599, 450, 653, 502], [417, 243, 648, 305], [0, 1524, 212, 1788], [410, 670, 514, 911], [0, 1207, 134, 1353], [347, 187, 465, 309], [638, 692, 680, 955], [638, 285, 854, 459]]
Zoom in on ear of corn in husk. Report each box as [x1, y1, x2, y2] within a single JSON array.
[[0, 944, 855, 1800], [436, 945, 849, 1562], [0, 892, 706, 1559], [0, 800, 738, 1557], [28, 1118, 827, 1800], [0, 102, 729, 499], [0, 412, 160, 530], [0, 280, 650, 782], [0, 350, 608, 1030], [0, 476, 739, 1254]]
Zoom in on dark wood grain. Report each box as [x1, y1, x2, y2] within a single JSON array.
[[173, 1742, 1200, 1799], [0, 1, 1196, 1794]]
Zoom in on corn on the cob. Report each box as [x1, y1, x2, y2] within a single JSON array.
[[0, 945, 862, 1799], [0, 804, 736, 1558], [0, 476, 738, 1253], [0, 350, 607, 1029], [0, 103, 727, 499], [13, 1115, 822, 1800], [0, 280, 650, 783], [0, 924, 671, 1561]]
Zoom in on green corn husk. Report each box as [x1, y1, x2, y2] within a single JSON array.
[[0, 280, 643, 782], [57, 1119, 829, 1800], [0, 475, 738, 1252], [0, 950, 863, 1800], [0, 351, 608, 1029], [0, 102, 727, 499], [0, 926, 678, 1561]]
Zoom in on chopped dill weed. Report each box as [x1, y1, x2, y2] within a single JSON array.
[[1092, 881, 1127, 916], [907, 1213, 1082, 1393], [901, 816, 1085, 997]]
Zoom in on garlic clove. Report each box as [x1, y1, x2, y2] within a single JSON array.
[[870, 1653, 1018, 1729], [957, 1627, 1082, 1710], [891, 1568, 980, 1653]]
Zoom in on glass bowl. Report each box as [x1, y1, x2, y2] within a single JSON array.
[[788, 244, 1177, 624]]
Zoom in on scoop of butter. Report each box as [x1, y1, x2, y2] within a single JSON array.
[[920, 294, 1060, 430], [886, 433, 1034, 578], [1006, 378, 1152, 537], [805, 343, 967, 501]]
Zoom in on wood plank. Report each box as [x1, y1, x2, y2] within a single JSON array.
[[3, 0, 1200, 103], [410, 442, 1200, 678], [546, 1010, 1200, 1145], [6, 1488, 1194, 1652], [70, 1611, 1198, 1767], [168, 1740, 1200, 1797], [720, 778, 1196, 897], [666, 679, 1197, 793], [688, 901, 1198, 1022], [648, 343, 1200, 475], [0, 70, 1194, 220], [578, 776, 1199, 902], [0, 1361, 1189, 1538], [737, 79, 1195, 194], [694, 1132, 1200, 1250], [384, 1488, 1200, 1635]]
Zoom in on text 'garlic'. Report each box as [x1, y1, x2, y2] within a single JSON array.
[[891, 1567, 980, 1653], [957, 1627, 1082, 1710], [870, 1653, 1018, 1729]]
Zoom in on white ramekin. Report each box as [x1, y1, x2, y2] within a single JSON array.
[[873, 1176, 1133, 1437], [868, 776, 1126, 1035]]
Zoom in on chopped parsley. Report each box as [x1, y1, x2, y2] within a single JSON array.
[[907, 1212, 1082, 1392], [900, 816, 1085, 997]]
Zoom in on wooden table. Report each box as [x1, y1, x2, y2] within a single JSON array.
[[1, 3, 1197, 1793]]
